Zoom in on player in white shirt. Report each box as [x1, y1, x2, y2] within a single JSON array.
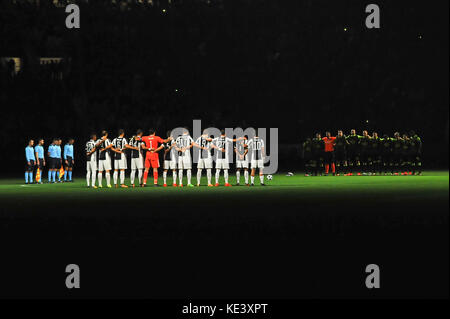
[[194, 129, 214, 186], [85, 133, 104, 188], [234, 135, 249, 186], [163, 131, 177, 187], [97, 130, 114, 188], [212, 130, 242, 187], [174, 128, 195, 187], [111, 129, 134, 188], [129, 129, 145, 188], [248, 135, 266, 186]]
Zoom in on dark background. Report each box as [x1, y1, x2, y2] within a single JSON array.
[[0, 0, 448, 300], [0, 0, 448, 173]]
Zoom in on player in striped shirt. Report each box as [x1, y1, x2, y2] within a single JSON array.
[[85, 133, 103, 188], [175, 128, 195, 187], [194, 129, 214, 186], [212, 130, 241, 187], [163, 131, 177, 187], [248, 135, 266, 186], [234, 135, 249, 186], [34, 138, 45, 184], [97, 130, 114, 188], [129, 129, 145, 187], [63, 138, 74, 182], [25, 139, 36, 184], [112, 129, 134, 188]]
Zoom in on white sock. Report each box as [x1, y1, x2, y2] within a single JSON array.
[[206, 169, 212, 185], [86, 172, 91, 186], [179, 169, 183, 185], [187, 169, 192, 185], [120, 170, 125, 184], [197, 169, 202, 185], [244, 170, 249, 184], [172, 170, 177, 185], [260, 175, 264, 184], [113, 171, 118, 185], [106, 172, 111, 186], [138, 169, 143, 184], [251, 175, 255, 184], [215, 169, 221, 184], [91, 171, 96, 186], [236, 170, 241, 184], [98, 172, 103, 186], [131, 169, 136, 185], [224, 169, 229, 184], [163, 171, 167, 184]]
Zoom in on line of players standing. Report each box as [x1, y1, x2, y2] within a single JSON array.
[[302, 129, 422, 176], [85, 128, 267, 188]]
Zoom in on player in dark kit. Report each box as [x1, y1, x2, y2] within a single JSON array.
[[334, 130, 348, 176], [359, 130, 371, 175], [409, 131, 422, 175], [322, 132, 336, 175], [401, 133, 413, 175], [302, 137, 314, 176], [392, 132, 404, 175], [346, 129, 360, 176], [368, 132, 381, 175], [380, 134, 393, 175], [311, 133, 325, 176]]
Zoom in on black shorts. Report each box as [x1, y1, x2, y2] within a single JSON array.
[[65, 156, 74, 168], [324, 151, 335, 164], [26, 160, 35, 171], [360, 151, 369, 162], [347, 149, 359, 162], [37, 158, 45, 170], [334, 150, 346, 162], [49, 158, 59, 169]]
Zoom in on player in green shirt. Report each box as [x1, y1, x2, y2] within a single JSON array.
[[311, 133, 325, 176], [380, 135, 393, 175], [409, 131, 422, 175], [346, 129, 361, 175], [302, 138, 313, 176], [334, 130, 348, 176], [368, 132, 381, 175], [392, 132, 404, 175], [359, 130, 371, 175]]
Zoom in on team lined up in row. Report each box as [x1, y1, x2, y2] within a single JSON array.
[[85, 128, 266, 188], [24, 138, 75, 184], [302, 130, 423, 176]]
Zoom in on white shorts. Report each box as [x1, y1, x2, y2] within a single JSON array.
[[197, 157, 213, 169], [99, 158, 112, 171], [164, 160, 177, 170], [114, 154, 127, 170], [178, 156, 192, 169], [86, 159, 97, 172], [131, 156, 144, 170], [215, 158, 230, 170], [251, 159, 264, 169], [236, 160, 249, 169]]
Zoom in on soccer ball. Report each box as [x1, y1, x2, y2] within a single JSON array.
[[286, 172, 294, 176], [266, 174, 273, 180]]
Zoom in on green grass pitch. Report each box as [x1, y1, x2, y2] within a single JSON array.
[[0, 171, 448, 202]]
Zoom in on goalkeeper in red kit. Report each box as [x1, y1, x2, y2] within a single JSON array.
[[322, 132, 336, 175]]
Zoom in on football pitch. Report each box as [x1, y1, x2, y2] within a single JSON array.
[[0, 171, 448, 298], [0, 171, 448, 208]]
